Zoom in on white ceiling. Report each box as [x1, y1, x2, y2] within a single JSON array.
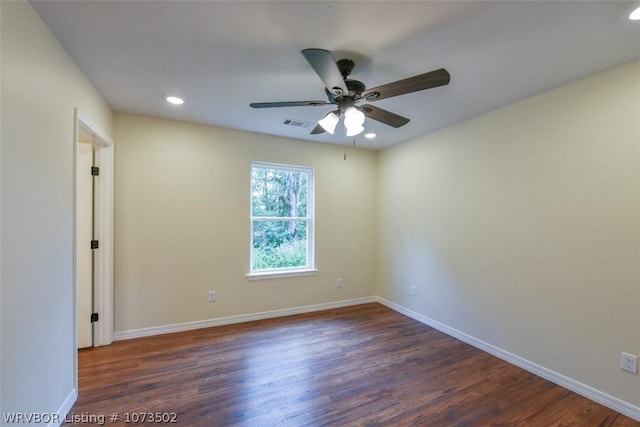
[[31, 1, 639, 150]]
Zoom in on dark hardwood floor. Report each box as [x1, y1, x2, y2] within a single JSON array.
[[67, 303, 639, 426]]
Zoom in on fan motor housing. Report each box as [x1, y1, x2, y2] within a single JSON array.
[[345, 79, 366, 95], [325, 78, 366, 102]]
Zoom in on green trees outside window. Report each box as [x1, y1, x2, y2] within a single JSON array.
[[250, 163, 313, 272]]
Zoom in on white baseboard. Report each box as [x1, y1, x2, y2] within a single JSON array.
[[376, 297, 640, 422], [114, 297, 377, 341], [49, 388, 77, 427]]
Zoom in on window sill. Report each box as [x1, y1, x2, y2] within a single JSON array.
[[246, 268, 318, 281]]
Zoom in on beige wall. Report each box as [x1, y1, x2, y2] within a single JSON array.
[[377, 60, 640, 405], [0, 0, 113, 417], [113, 113, 377, 332]]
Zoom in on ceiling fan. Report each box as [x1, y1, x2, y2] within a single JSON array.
[[250, 49, 450, 137]]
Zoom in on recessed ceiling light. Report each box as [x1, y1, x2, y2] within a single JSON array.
[[630, 5, 640, 20], [166, 96, 184, 105], [364, 132, 377, 139]]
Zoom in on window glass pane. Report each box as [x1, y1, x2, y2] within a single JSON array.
[[252, 220, 307, 270], [251, 167, 308, 218]]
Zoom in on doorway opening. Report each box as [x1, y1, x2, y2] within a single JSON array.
[[73, 109, 114, 381]]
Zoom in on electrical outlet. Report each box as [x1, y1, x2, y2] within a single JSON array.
[[410, 285, 417, 296], [208, 290, 217, 302], [620, 352, 638, 374], [336, 278, 343, 288]]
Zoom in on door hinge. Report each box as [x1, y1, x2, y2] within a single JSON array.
[[90, 313, 99, 322], [91, 166, 100, 176], [90, 240, 99, 249]]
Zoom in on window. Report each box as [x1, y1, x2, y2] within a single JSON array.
[[249, 162, 315, 278]]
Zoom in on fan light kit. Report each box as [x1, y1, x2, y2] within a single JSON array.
[[630, 5, 640, 20], [317, 107, 365, 136], [250, 49, 450, 138]]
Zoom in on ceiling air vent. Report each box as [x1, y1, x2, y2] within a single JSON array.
[[282, 118, 314, 129]]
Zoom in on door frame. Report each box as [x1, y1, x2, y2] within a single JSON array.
[[73, 109, 114, 380]]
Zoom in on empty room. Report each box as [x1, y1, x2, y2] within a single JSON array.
[[1, 0, 639, 425]]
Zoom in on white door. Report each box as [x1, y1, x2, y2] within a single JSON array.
[[77, 141, 94, 348]]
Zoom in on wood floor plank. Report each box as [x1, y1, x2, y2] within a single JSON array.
[[65, 303, 639, 426]]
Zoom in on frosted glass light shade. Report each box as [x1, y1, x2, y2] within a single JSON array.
[[344, 107, 365, 136], [346, 124, 365, 137], [344, 107, 365, 128], [318, 112, 339, 134]]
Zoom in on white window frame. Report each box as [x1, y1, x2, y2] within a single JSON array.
[[247, 161, 316, 280]]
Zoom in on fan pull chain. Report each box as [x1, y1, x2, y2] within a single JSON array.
[[344, 138, 356, 160]]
